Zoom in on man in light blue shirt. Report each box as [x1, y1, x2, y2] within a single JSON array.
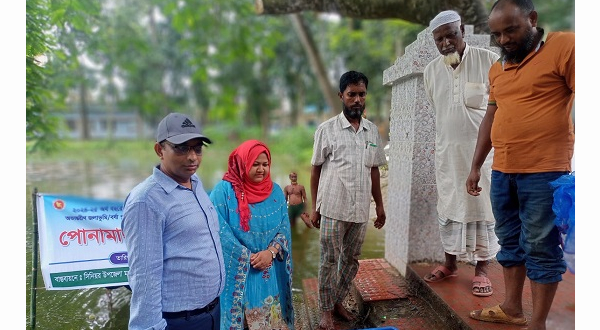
[[122, 112, 225, 330]]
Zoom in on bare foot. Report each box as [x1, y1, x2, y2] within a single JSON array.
[[333, 302, 355, 321], [300, 212, 314, 228], [318, 311, 334, 330]]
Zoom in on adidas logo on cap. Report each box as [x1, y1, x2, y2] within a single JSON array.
[[181, 118, 196, 128]]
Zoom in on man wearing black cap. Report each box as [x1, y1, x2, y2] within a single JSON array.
[[122, 113, 225, 330]]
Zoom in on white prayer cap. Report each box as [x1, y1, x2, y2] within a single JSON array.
[[429, 10, 461, 31]]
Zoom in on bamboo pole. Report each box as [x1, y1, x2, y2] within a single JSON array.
[[30, 188, 39, 330]]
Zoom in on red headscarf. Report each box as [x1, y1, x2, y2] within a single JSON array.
[[222, 140, 273, 231]]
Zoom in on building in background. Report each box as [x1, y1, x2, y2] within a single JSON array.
[[57, 107, 153, 140]]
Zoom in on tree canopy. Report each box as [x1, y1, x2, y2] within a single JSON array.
[[256, 0, 491, 32], [25, 0, 574, 152]]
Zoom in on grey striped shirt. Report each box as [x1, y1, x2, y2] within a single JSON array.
[[311, 112, 387, 223]]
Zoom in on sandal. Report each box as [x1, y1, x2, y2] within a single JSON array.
[[470, 304, 527, 325], [423, 265, 458, 283], [472, 275, 493, 297]]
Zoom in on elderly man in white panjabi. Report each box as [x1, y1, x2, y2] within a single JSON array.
[[423, 10, 500, 297]]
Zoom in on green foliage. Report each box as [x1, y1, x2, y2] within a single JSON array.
[[267, 125, 316, 166], [26, 126, 317, 183], [536, 0, 575, 31], [483, 0, 574, 31], [26, 0, 575, 155], [26, 0, 60, 152], [322, 16, 423, 123], [26, 139, 151, 160], [26, 0, 104, 151]]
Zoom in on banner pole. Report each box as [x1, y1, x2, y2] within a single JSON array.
[[30, 188, 39, 330]]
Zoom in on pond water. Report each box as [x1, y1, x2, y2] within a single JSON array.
[[25, 150, 385, 329]]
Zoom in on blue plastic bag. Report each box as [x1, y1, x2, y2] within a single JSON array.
[[549, 172, 575, 273]]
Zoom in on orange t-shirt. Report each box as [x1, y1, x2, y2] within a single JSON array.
[[489, 31, 575, 173]]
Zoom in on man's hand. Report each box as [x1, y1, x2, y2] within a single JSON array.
[[374, 205, 386, 229], [466, 169, 482, 196], [310, 211, 321, 229], [300, 212, 314, 228]]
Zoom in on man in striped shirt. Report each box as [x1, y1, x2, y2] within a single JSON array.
[[123, 113, 225, 330], [309, 71, 387, 330]]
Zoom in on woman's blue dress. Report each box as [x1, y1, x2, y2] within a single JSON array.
[[210, 180, 294, 330]]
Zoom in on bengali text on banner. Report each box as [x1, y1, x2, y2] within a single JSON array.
[[36, 193, 129, 290]]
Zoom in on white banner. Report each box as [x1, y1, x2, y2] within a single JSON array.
[[36, 193, 129, 290]]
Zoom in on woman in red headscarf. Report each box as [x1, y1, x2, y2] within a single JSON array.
[[209, 140, 294, 330]]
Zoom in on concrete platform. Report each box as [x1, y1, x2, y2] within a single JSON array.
[[297, 258, 575, 330], [410, 260, 575, 330]]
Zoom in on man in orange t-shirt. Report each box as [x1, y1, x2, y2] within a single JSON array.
[[466, 0, 574, 328]]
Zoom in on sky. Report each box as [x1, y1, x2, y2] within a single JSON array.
[[14, 1, 594, 327]]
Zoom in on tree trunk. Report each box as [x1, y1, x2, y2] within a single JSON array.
[[289, 13, 339, 117], [78, 79, 90, 140], [257, 0, 489, 33], [291, 74, 304, 127]]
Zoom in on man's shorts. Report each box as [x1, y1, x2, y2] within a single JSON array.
[[288, 202, 305, 223]]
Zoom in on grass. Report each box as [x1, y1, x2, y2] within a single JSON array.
[[27, 125, 315, 160], [26, 126, 317, 192]]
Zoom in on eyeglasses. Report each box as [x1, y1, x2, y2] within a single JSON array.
[[346, 91, 367, 98], [163, 141, 203, 155]]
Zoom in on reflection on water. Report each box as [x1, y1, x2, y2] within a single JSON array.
[[26, 156, 384, 329]]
